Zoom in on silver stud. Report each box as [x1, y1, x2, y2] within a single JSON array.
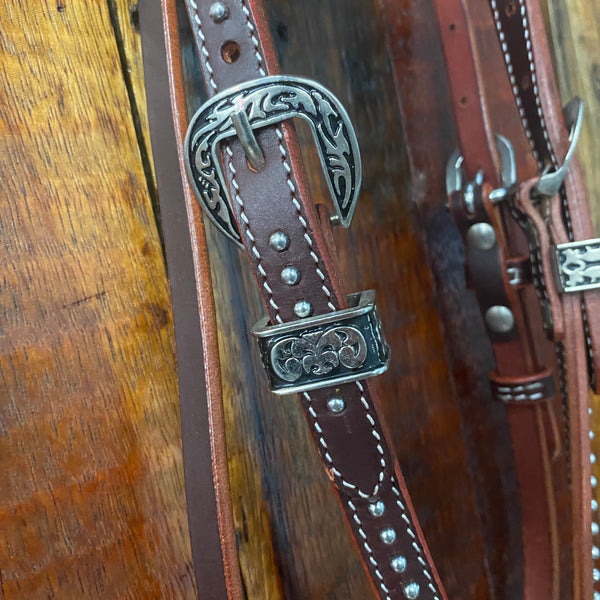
[[390, 555, 407, 573], [403, 582, 420, 599], [593, 453, 597, 464], [484, 305, 515, 334], [281, 266, 300, 286], [327, 396, 345, 414], [208, 1, 229, 22], [593, 522, 599, 535], [593, 545, 599, 560], [594, 568, 600, 582], [593, 499, 598, 511], [379, 527, 396, 545], [591, 430, 596, 440], [593, 476, 598, 489], [466, 222, 496, 251], [294, 300, 312, 318], [269, 230, 289, 252], [368, 501, 385, 517], [595, 592, 600, 600]]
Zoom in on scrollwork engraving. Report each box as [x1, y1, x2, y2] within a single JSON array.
[[271, 326, 367, 383]]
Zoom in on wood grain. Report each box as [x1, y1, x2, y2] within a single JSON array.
[[0, 1, 194, 598], [2, 0, 600, 598]]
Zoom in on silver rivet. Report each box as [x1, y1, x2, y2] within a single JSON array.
[[467, 222, 496, 251], [593, 499, 598, 511], [594, 592, 600, 600], [593, 453, 597, 464], [379, 527, 396, 545], [368, 501, 385, 517], [484, 305, 515, 333], [591, 430, 596, 440], [593, 476, 598, 489], [594, 568, 600, 582], [208, 1, 229, 22], [281, 266, 300, 286], [593, 545, 600, 559], [294, 300, 312, 318], [593, 522, 599, 535], [390, 555, 407, 573], [269, 230, 289, 252], [403, 582, 420, 599], [327, 396, 345, 414]]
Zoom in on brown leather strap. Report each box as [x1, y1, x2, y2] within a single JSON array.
[[432, 1, 582, 599], [158, 0, 449, 598], [141, 1, 243, 597]]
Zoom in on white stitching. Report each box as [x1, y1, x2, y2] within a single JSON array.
[[489, 0, 538, 161], [303, 383, 386, 499], [225, 145, 283, 323], [346, 499, 392, 600], [188, 0, 219, 92], [391, 482, 441, 600]]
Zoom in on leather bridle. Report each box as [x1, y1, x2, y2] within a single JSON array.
[[141, 0, 599, 597]]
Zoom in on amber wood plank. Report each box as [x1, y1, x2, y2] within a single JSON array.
[[0, 1, 194, 598]]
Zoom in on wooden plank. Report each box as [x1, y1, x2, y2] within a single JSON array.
[[0, 1, 194, 597]]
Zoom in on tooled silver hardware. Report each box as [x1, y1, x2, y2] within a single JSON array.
[[446, 134, 517, 205], [184, 75, 362, 248], [554, 238, 600, 293], [533, 97, 583, 199], [251, 290, 390, 395]]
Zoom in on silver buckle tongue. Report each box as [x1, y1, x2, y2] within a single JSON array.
[[533, 96, 584, 198], [251, 290, 390, 395], [446, 134, 517, 208], [184, 75, 362, 248]]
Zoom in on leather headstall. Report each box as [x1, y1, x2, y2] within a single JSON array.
[[144, 0, 448, 598], [432, 0, 598, 598]]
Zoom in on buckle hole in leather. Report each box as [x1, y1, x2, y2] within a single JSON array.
[[449, 23, 456, 31], [221, 41, 241, 64], [460, 95, 468, 107]]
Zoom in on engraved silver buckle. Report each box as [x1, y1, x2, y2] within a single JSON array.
[[251, 290, 390, 395], [184, 75, 362, 248], [446, 134, 517, 207]]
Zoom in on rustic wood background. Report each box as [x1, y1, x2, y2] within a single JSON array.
[[1, 0, 599, 599]]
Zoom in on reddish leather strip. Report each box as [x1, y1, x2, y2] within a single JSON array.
[[142, 1, 244, 597], [176, 0, 448, 598], [433, 1, 573, 598]]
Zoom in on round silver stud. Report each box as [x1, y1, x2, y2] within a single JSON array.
[[390, 555, 407, 573], [466, 222, 496, 251], [208, 1, 229, 22], [294, 300, 312, 318], [593, 499, 598, 512], [594, 568, 600, 582], [327, 396, 345, 414], [593, 545, 600, 560], [593, 522, 599, 535], [379, 527, 396, 545], [403, 582, 420, 599], [593, 453, 597, 464], [591, 430, 596, 440], [368, 501, 385, 518], [484, 305, 515, 334], [594, 592, 600, 600], [281, 266, 300, 286], [593, 475, 598, 489], [269, 230, 289, 252]]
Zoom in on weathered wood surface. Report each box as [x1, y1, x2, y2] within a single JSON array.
[[0, 1, 195, 598], [1, 0, 600, 599]]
